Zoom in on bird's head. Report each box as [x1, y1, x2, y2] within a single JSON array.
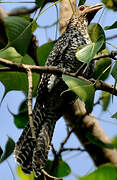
[[70, 3, 103, 28], [68, 3, 103, 43]]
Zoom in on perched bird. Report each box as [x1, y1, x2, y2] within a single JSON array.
[[14, 3, 103, 177]]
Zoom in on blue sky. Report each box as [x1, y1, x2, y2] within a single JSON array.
[[0, 0, 117, 180]]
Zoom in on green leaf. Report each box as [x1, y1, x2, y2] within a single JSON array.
[[0, 137, 15, 163], [78, 0, 86, 6], [16, 165, 34, 180], [14, 112, 28, 129], [88, 23, 105, 43], [112, 112, 117, 119], [104, 21, 117, 30], [4, 16, 32, 55], [32, 20, 38, 33], [37, 41, 55, 66], [45, 159, 71, 178], [86, 132, 114, 149], [79, 163, 116, 180], [36, 0, 45, 8], [9, 99, 29, 129], [94, 49, 112, 80], [76, 35, 104, 63], [0, 46, 22, 63], [0, 146, 3, 158], [111, 62, 117, 82], [101, 91, 111, 111], [88, 23, 105, 51], [0, 47, 39, 99], [102, 0, 117, 10], [62, 75, 95, 113], [112, 136, 117, 149]]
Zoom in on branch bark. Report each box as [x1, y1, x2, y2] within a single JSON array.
[[27, 68, 36, 140], [59, 0, 76, 34], [64, 99, 117, 167], [0, 57, 117, 96]]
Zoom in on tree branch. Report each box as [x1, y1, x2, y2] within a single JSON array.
[[59, 0, 76, 34], [92, 79, 117, 96], [0, 57, 117, 96], [92, 51, 117, 61], [8, 5, 38, 16], [64, 99, 117, 168]]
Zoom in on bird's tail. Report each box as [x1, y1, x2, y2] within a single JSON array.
[[14, 113, 57, 176]]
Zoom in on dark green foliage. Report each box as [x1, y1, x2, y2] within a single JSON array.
[[0, 146, 3, 158], [104, 21, 117, 30], [37, 41, 55, 66], [86, 132, 114, 149], [62, 75, 95, 113], [112, 112, 117, 119], [78, 0, 86, 6], [4, 16, 32, 55], [36, 0, 45, 8], [111, 62, 117, 82], [45, 159, 71, 178], [88, 23, 105, 51], [102, 0, 117, 10], [94, 49, 111, 81], [101, 91, 111, 111], [9, 99, 28, 129], [0, 137, 15, 163]]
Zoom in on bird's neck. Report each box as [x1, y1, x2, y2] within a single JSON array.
[[69, 16, 91, 44]]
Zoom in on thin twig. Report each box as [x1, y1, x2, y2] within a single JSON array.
[[61, 147, 85, 152], [6, 160, 16, 180], [51, 144, 57, 157], [0, 1, 35, 3], [106, 35, 117, 41], [38, 20, 59, 29], [58, 129, 73, 156], [41, 169, 61, 180], [26, 68, 36, 140], [93, 96, 103, 106], [8, 5, 38, 16], [92, 51, 117, 61]]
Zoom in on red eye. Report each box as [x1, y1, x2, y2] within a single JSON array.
[[79, 6, 85, 11]]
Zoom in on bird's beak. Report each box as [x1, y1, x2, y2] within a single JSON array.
[[86, 3, 103, 14], [85, 3, 103, 24]]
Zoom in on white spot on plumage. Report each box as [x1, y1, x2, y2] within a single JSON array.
[[47, 75, 57, 91]]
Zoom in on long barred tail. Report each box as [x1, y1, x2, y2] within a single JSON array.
[[14, 122, 33, 174], [32, 120, 56, 176], [14, 100, 58, 176]]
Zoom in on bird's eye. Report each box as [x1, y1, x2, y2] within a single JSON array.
[[79, 6, 85, 11]]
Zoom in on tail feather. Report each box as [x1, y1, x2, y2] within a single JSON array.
[[14, 123, 34, 173], [14, 108, 59, 175], [32, 121, 56, 176]]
